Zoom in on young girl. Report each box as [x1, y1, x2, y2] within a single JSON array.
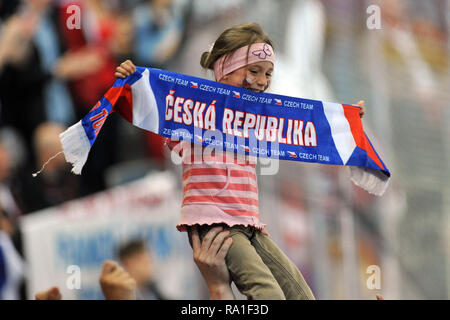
[[116, 23, 327, 300]]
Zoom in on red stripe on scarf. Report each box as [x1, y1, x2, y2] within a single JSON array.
[[342, 104, 384, 170], [104, 84, 133, 123]]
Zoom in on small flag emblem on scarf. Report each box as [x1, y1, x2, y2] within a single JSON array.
[[233, 91, 241, 98], [190, 82, 198, 88], [195, 135, 203, 143], [275, 99, 282, 106], [287, 151, 297, 158]]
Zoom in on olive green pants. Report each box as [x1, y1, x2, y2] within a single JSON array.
[[188, 224, 315, 300]]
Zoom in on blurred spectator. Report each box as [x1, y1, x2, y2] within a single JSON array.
[[0, 128, 27, 174], [14, 122, 81, 214], [35, 227, 234, 300], [31, 0, 75, 125], [132, 0, 186, 68], [0, 128, 25, 270], [0, 208, 25, 300], [0, 138, 22, 221], [0, 0, 76, 168], [117, 239, 167, 300], [57, 0, 119, 113], [131, 0, 188, 165], [55, 0, 133, 195], [35, 260, 136, 300]]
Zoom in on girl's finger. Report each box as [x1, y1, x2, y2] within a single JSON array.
[[115, 72, 125, 78], [123, 60, 136, 73], [121, 63, 134, 75], [116, 66, 129, 76], [130, 63, 137, 73], [359, 105, 365, 118]]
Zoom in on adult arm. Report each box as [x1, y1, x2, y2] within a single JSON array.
[[191, 226, 235, 300]]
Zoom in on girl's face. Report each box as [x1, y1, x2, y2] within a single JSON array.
[[220, 61, 273, 93]]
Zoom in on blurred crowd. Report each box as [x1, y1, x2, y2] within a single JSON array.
[[0, 0, 191, 211], [1, 0, 448, 300], [0, 0, 194, 299]]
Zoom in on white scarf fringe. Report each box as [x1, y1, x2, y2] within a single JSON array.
[[349, 166, 389, 196], [59, 121, 91, 175]]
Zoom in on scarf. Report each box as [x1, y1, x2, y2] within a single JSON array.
[[59, 67, 390, 195]]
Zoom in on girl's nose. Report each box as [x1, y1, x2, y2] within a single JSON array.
[[256, 75, 267, 88]]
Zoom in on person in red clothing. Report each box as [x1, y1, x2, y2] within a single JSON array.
[[56, 0, 123, 195]]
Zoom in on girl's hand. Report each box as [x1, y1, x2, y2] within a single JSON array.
[[355, 100, 366, 118], [115, 59, 136, 78]]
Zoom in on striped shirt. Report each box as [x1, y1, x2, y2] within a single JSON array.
[[165, 138, 266, 231]]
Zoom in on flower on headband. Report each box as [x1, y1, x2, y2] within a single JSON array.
[[252, 43, 272, 59]]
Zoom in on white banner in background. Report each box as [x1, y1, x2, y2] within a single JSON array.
[[21, 171, 198, 300]]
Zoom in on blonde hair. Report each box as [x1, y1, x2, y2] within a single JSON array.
[[200, 23, 274, 72]]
